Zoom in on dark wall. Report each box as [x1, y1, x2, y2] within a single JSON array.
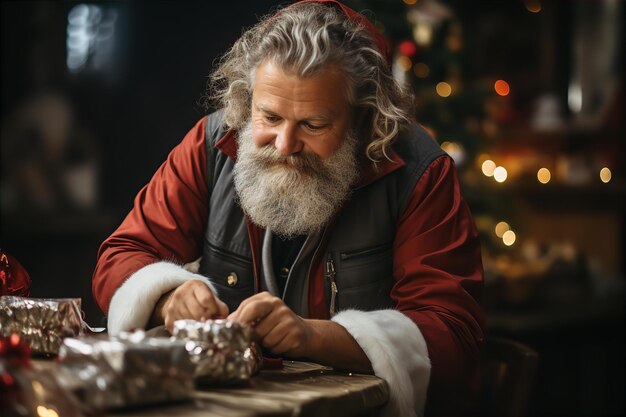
[[1, 0, 277, 325]]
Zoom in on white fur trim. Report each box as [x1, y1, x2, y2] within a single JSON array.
[[107, 261, 217, 336], [332, 309, 431, 417]]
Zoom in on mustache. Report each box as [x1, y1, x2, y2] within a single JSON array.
[[248, 145, 326, 176]]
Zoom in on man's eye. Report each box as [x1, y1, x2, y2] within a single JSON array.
[[303, 122, 325, 131], [264, 115, 280, 124]]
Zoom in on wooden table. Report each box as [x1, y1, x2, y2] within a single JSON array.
[[123, 361, 388, 417], [33, 359, 388, 417]]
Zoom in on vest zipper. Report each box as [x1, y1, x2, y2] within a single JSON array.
[[340, 243, 392, 261], [325, 254, 338, 317]]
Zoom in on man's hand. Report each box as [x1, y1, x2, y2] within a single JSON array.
[[228, 292, 312, 358], [153, 280, 229, 331]]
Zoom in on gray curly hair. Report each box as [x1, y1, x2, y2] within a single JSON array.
[[208, 2, 414, 162]]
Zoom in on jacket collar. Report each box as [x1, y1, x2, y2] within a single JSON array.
[[214, 129, 405, 188]]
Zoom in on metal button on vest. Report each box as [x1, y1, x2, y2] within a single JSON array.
[[227, 273, 238, 287]]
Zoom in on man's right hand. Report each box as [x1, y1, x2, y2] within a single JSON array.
[[152, 280, 229, 331]]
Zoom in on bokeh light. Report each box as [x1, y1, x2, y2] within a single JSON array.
[[494, 80, 510, 96], [481, 160, 496, 177], [493, 166, 508, 183], [396, 55, 412, 71], [502, 230, 516, 246], [525, 0, 542, 13], [413, 63, 430, 78], [495, 221, 510, 238], [600, 167, 612, 183], [537, 168, 551, 184], [436, 82, 452, 97], [399, 40, 417, 57]]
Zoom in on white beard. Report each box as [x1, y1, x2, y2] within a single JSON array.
[[233, 121, 359, 238]]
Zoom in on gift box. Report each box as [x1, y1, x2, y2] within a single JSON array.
[[1, 334, 85, 417], [56, 330, 195, 410], [172, 319, 261, 384], [0, 296, 83, 355]]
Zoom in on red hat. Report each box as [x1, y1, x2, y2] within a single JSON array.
[[283, 0, 391, 66]]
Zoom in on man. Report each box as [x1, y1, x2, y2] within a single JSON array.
[[93, 1, 484, 416]]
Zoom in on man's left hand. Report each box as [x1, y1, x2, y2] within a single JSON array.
[[228, 292, 312, 358]]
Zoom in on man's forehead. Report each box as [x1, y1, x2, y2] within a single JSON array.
[[251, 61, 350, 116]]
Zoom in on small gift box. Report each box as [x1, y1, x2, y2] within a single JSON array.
[[56, 330, 195, 410], [0, 296, 83, 355], [172, 319, 261, 384], [0, 334, 84, 417]]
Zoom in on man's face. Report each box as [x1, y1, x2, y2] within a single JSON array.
[[233, 61, 359, 238], [250, 60, 352, 160]]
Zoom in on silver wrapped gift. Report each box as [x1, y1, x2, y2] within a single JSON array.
[[0, 296, 83, 354], [172, 319, 261, 384], [56, 330, 195, 410]]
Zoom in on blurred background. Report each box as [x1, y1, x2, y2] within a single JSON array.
[[1, 0, 623, 415]]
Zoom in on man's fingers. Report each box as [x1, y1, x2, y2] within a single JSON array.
[[192, 282, 229, 319], [216, 299, 229, 318], [257, 316, 291, 348], [231, 298, 276, 324]]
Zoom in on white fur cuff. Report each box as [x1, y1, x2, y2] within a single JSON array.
[[332, 309, 431, 417], [107, 261, 217, 335]]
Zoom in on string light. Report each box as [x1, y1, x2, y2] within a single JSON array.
[[494, 80, 510, 96], [502, 230, 516, 246], [537, 168, 551, 184], [396, 55, 412, 71], [413, 63, 430, 78], [493, 166, 508, 183], [600, 167, 612, 183], [495, 221, 510, 238], [436, 82, 452, 97], [399, 40, 417, 57], [524, 0, 542, 13], [481, 160, 496, 177]]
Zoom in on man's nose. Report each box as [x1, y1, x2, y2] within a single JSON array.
[[274, 124, 303, 156]]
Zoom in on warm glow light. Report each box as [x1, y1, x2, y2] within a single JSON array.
[[537, 168, 551, 184], [568, 83, 582, 113], [493, 166, 508, 183], [32, 380, 44, 396], [525, 0, 542, 13], [440, 141, 465, 165], [495, 221, 510, 238], [36, 406, 58, 417], [399, 40, 417, 57], [396, 55, 412, 71], [413, 24, 433, 46], [436, 82, 452, 97], [413, 63, 430, 78], [502, 230, 516, 246], [481, 160, 496, 177], [494, 80, 510, 96], [403, 0, 418, 5], [600, 167, 612, 183]]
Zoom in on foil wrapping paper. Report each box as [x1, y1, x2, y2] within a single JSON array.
[[172, 319, 261, 384], [57, 331, 195, 410], [0, 296, 83, 355]]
